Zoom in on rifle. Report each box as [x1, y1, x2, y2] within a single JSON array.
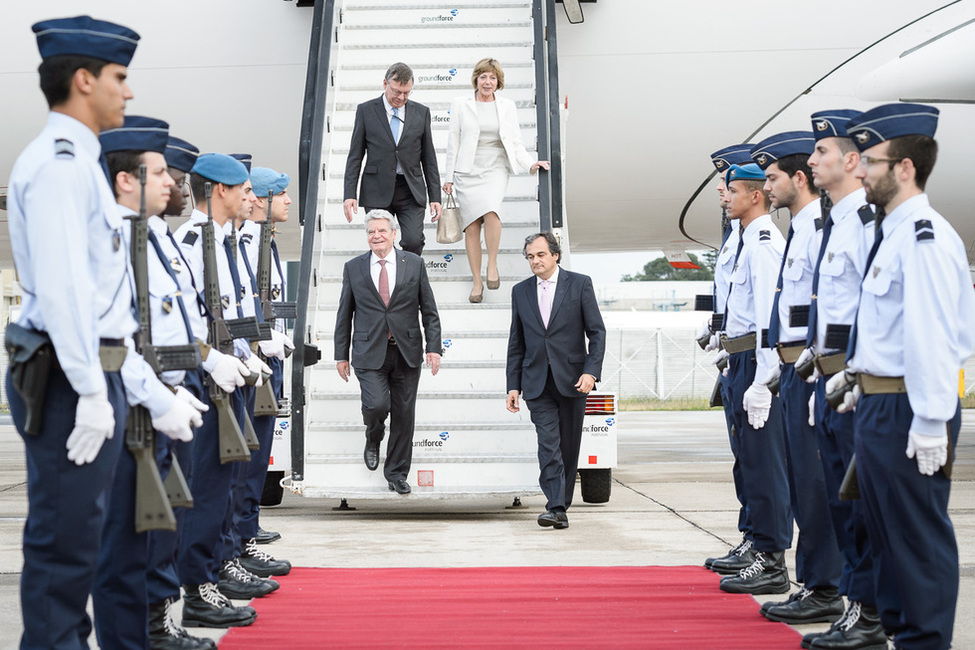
[[200, 182, 252, 463], [253, 190, 285, 417], [127, 164, 196, 532]]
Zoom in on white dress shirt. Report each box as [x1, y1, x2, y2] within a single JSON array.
[[370, 250, 397, 296], [776, 198, 822, 345]]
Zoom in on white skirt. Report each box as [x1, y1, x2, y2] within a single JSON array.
[[452, 143, 509, 231]]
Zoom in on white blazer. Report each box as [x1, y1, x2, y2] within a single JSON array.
[[443, 95, 537, 182]]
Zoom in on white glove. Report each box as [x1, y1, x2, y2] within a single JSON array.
[[763, 365, 781, 390], [705, 333, 720, 352], [66, 390, 115, 465], [151, 398, 203, 442], [711, 349, 730, 377], [697, 319, 711, 341], [258, 329, 294, 360], [174, 385, 209, 415], [244, 354, 272, 387], [825, 370, 860, 413], [742, 383, 772, 429], [906, 430, 949, 476], [808, 392, 816, 427], [796, 347, 820, 384], [208, 351, 249, 392]]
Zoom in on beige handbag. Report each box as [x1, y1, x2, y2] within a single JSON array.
[[436, 194, 463, 244]]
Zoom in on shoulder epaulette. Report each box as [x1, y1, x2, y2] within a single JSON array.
[[915, 219, 934, 242], [181, 231, 199, 246], [758, 230, 771, 242], [858, 205, 875, 225], [54, 138, 74, 158], [814, 217, 824, 231]]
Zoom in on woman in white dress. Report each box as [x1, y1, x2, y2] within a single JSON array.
[[442, 58, 550, 303]]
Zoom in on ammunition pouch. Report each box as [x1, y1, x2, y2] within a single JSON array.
[[4, 323, 54, 436]]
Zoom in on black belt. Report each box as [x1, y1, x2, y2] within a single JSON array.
[[99, 338, 125, 347], [388, 337, 397, 346]]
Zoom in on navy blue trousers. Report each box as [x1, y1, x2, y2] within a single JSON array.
[[855, 393, 960, 650], [726, 350, 792, 553], [239, 356, 283, 541], [8, 366, 126, 650], [178, 385, 241, 585], [525, 369, 586, 512], [220, 386, 253, 563], [718, 372, 751, 539], [815, 376, 875, 603], [779, 364, 842, 589], [146, 370, 205, 605]]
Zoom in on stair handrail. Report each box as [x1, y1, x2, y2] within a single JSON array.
[[532, 0, 566, 232]]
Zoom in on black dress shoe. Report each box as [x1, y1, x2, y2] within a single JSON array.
[[810, 602, 887, 650], [364, 440, 380, 471], [719, 550, 790, 595], [181, 584, 256, 628], [149, 598, 217, 649], [705, 537, 747, 569], [537, 510, 568, 528], [388, 479, 411, 494], [239, 538, 292, 577], [218, 559, 279, 599], [710, 539, 757, 575], [763, 586, 845, 624], [255, 527, 281, 545]]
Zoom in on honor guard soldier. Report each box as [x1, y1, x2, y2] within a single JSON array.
[[174, 153, 267, 628], [6, 17, 206, 649], [701, 144, 756, 575], [801, 109, 887, 650], [750, 132, 845, 624], [827, 103, 975, 650], [100, 116, 218, 647], [711, 163, 793, 595], [237, 166, 295, 549]]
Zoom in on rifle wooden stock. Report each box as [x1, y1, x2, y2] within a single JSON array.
[[254, 373, 278, 416], [202, 182, 251, 463], [242, 408, 260, 451], [838, 454, 859, 501], [127, 164, 180, 531]]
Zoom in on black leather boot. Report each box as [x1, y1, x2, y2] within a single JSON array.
[[809, 601, 888, 650], [719, 550, 791, 595], [763, 586, 845, 624], [705, 537, 747, 569], [149, 597, 217, 649], [181, 583, 257, 628], [709, 538, 758, 575]]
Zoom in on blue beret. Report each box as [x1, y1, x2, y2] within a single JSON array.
[[750, 131, 815, 170], [164, 136, 199, 173], [99, 115, 169, 154], [250, 167, 290, 197], [230, 153, 252, 173], [727, 163, 766, 182], [845, 103, 939, 152], [810, 109, 862, 141], [192, 153, 249, 186], [710, 144, 755, 172], [32, 16, 139, 66]]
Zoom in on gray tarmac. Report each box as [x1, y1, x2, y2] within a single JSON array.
[[0, 410, 972, 648]]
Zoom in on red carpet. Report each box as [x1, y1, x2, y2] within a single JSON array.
[[218, 566, 801, 649]]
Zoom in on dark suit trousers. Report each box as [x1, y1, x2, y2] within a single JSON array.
[[355, 341, 421, 481], [525, 369, 586, 512], [365, 175, 425, 256]]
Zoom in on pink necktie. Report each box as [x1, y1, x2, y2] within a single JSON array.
[[379, 259, 390, 306], [539, 279, 552, 328]]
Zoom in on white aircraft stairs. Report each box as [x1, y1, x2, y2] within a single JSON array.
[[289, 0, 570, 504]]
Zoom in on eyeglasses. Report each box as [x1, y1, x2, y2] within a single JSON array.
[[860, 155, 903, 167]]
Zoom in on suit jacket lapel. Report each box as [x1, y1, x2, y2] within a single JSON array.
[[521, 278, 545, 330], [548, 270, 570, 326], [359, 252, 384, 305], [402, 100, 419, 143], [387, 249, 409, 304], [372, 97, 396, 147]]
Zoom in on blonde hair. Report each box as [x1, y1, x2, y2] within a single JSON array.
[[471, 58, 504, 91]]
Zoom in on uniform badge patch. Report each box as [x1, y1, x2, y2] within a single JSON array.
[[787, 258, 794, 268], [162, 296, 173, 314], [272, 287, 281, 300], [240, 286, 247, 300], [828, 252, 834, 263], [873, 266, 881, 278], [182, 231, 199, 246], [914, 219, 934, 242], [855, 131, 870, 144], [814, 217, 824, 231], [858, 205, 875, 225], [112, 232, 121, 252], [759, 230, 771, 241], [170, 257, 182, 273], [54, 138, 74, 158], [221, 295, 231, 310]]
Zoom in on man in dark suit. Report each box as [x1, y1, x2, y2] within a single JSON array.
[[335, 210, 442, 494], [343, 62, 442, 256], [506, 232, 606, 529]]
